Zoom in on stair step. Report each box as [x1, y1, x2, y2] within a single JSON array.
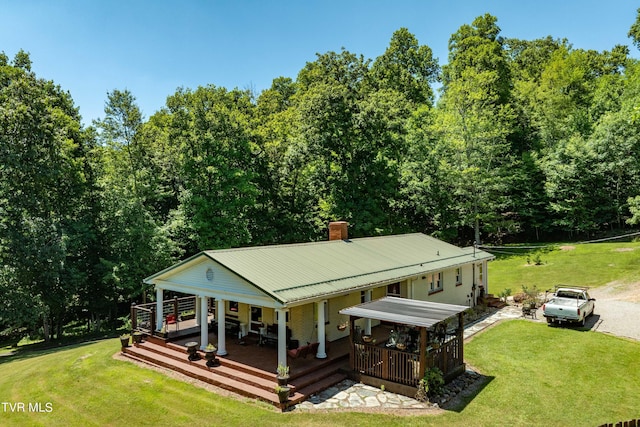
[[295, 372, 347, 397], [130, 342, 278, 392], [288, 359, 348, 390], [122, 347, 288, 405], [122, 340, 350, 410]]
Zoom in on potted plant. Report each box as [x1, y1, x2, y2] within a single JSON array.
[[275, 385, 290, 404], [204, 343, 218, 367], [157, 325, 168, 338], [185, 341, 200, 361], [119, 334, 130, 348], [276, 363, 290, 386], [132, 331, 144, 345], [180, 310, 195, 321]]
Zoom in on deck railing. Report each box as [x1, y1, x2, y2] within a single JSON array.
[[352, 335, 463, 386], [428, 337, 463, 379], [354, 344, 421, 385], [131, 296, 203, 333]]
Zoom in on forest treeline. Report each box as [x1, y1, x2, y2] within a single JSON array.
[[2, 14, 640, 340]]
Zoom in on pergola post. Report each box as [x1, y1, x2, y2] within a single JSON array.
[[364, 290, 372, 336], [348, 316, 356, 369], [458, 312, 464, 362], [419, 326, 427, 378]]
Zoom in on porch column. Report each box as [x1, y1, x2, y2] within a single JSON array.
[[483, 260, 489, 294], [316, 300, 327, 359], [276, 309, 288, 367], [155, 287, 164, 331], [216, 298, 227, 356], [199, 296, 209, 350], [364, 290, 372, 336], [195, 296, 201, 327]]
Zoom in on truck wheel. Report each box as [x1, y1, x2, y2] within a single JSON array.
[[546, 318, 554, 327]]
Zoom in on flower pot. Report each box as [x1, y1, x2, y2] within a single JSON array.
[[132, 332, 143, 345], [276, 386, 290, 404], [120, 336, 130, 348], [185, 341, 200, 361], [337, 324, 347, 331], [204, 349, 218, 367], [277, 375, 289, 386]]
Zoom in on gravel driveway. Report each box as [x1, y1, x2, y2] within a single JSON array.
[[532, 282, 640, 341], [587, 282, 640, 341]]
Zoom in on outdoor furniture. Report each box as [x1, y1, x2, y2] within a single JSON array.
[[522, 302, 537, 319], [286, 341, 322, 360], [166, 313, 178, 330], [260, 324, 292, 347]]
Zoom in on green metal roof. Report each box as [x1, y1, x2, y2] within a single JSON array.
[[191, 233, 493, 305]]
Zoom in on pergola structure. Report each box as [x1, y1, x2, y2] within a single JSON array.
[[340, 296, 469, 396]]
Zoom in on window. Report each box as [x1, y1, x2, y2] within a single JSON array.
[[455, 267, 462, 286], [387, 282, 401, 297], [360, 291, 366, 303], [429, 272, 443, 294], [229, 301, 238, 312], [478, 264, 483, 285]]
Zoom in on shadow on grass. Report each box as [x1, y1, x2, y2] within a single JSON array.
[[0, 333, 117, 365], [545, 314, 600, 332], [441, 373, 495, 413]]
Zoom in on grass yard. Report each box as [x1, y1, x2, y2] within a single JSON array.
[[487, 241, 640, 296], [1, 322, 639, 427]]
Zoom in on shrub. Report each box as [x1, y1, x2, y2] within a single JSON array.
[[416, 367, 444, 401]]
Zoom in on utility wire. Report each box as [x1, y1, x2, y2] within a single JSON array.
[[479, 231, 640, 251]]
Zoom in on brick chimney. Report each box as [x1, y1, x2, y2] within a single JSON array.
[[328, 221, 349, 241]]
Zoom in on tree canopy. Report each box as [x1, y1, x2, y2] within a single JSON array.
[[2, 15, 640, 339]]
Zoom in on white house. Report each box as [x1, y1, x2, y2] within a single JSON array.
[[143, 222, 494, 369]]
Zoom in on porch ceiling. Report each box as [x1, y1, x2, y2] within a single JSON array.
[[339, 296, 468, 328]]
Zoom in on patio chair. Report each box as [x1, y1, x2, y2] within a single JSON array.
[[166, 313, 178, 330], [522, 302, 536, 319]]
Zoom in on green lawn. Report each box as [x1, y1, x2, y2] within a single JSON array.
[[487, 241, 640, 296], [1, 322, 639, 426]]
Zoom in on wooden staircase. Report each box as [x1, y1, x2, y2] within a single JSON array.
[[121, 339, 348, 410], [482, 294, 506, 308]]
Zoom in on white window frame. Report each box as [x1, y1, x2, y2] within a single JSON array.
[[429, 272, 443, 294]]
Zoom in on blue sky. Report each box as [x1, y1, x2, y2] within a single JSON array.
[[2, 1, 638, 125]]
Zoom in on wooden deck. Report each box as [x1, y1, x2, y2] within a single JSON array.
[[121, 325, 350, 410]]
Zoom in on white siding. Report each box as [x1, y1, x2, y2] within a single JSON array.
[[150, 257, 276, 308]]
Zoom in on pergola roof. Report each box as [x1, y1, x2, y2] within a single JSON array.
[[339, 296, 469, 328]]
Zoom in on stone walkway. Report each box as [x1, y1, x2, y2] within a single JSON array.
[[293, 305, 522, 411]]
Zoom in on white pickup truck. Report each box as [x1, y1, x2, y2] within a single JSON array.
[[542, 287, 595, 326]]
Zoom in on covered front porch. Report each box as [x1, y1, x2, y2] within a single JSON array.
[[340, 296, 468, 397]]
